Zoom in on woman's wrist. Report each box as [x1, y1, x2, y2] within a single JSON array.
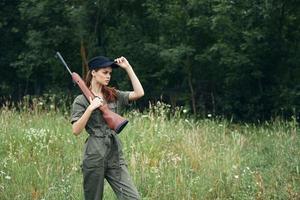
[[124, 65, 133, 72], [87, 105, 95, 112]]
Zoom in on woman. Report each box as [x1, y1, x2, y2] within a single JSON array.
[[70, 55, 144, 200]]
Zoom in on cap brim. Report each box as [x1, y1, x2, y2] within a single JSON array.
[[101, 61, 119, 68], [111, 62, 119, 68]]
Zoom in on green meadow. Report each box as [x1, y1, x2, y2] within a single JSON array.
[[0, 102, 299, 199]]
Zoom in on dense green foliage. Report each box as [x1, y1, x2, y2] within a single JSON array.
[[1, 0, 300, 121], [0, 103, 299, 199]]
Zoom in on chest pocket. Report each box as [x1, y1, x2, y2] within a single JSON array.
[[88, 110, 102, 127], [108, 102, 117, 113]]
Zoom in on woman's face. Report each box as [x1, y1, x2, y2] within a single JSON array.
[[92, 67, 112, 86]]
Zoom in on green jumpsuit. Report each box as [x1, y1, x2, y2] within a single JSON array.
[[71, 90, 140, 200]]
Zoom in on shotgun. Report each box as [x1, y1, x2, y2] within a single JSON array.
[[56, 52, 128, 133]]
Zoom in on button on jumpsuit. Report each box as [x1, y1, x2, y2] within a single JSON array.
[[71, 90, 140, 200]]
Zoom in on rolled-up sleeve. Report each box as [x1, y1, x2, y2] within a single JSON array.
[[116, 90, 131, 108], [70, 95, 87, 124]]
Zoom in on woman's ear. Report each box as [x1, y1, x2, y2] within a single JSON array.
[[91, 69, 95, 77]]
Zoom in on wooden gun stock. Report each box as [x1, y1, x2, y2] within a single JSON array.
[[56, 52, 128, 133]]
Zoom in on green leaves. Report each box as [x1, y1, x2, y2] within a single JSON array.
[[0, 0, 299, 121]]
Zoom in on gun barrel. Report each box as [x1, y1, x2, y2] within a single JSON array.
[[56, 52, 72, 76]]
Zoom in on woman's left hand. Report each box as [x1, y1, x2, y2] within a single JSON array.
[[114, 56, 131, 69]]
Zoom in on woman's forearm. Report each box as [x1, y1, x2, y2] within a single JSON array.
[[125, 65, 144, 100], [72, 106, 93, 135]]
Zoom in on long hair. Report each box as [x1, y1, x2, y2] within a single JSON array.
[[85, 69, 117, 102]]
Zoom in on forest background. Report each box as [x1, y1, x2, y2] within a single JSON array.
[[1, 0, 300, 121]]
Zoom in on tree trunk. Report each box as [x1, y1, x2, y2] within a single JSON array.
[[211, 91, 215, 115], [80, 39, 88, 79], [187, 68, 196, 115]]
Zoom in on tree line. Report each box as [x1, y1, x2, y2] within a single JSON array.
[[1, 0, 299, 121]]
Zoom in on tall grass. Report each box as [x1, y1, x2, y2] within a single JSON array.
[[0, 101, 299, 199]]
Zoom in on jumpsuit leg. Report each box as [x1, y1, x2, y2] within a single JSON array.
[[82, 158, 106, 200], [106, 164, 140, 200]]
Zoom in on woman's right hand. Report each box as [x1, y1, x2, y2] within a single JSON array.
[[88, 96, 103, 111]]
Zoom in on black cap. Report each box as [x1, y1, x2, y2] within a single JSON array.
[[88, 56, 119, 70]]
